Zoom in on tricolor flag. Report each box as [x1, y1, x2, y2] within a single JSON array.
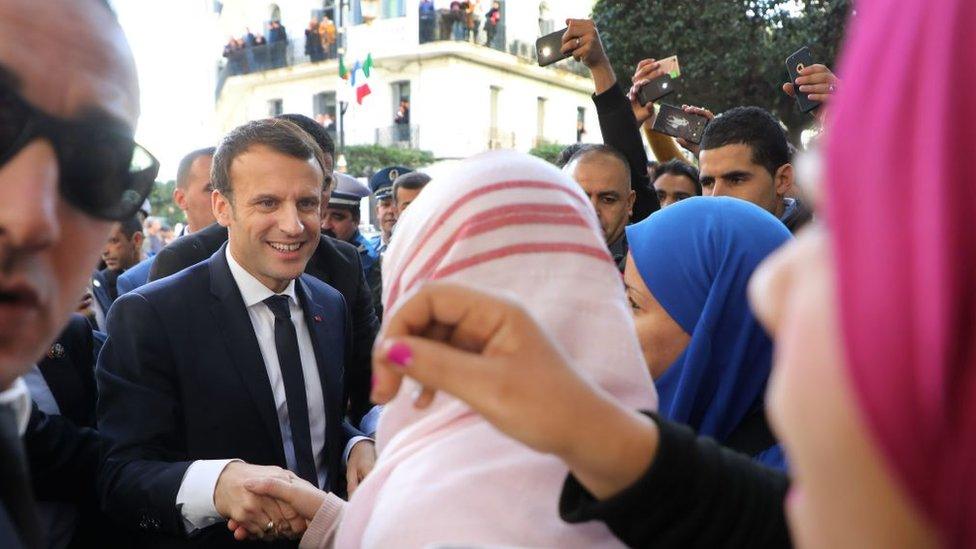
[[338, 53, 374, 105]]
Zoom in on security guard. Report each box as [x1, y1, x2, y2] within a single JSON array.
[[323, 172, 381, 288], [367, 165, 412, 254]]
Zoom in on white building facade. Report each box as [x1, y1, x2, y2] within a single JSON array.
[[214, 0, 602, 161]]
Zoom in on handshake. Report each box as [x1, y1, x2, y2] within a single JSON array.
[[213, 440, 375, 541], [213, 462, 326, 541]]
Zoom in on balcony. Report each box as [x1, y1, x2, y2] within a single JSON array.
[[216, 38, 338, 98], [376, 124, 419, 149]]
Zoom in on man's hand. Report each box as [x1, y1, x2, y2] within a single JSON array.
[[674, 105, 716, 158], [627, 58, 669, 127], [783, 63, 839, 103], [213, 462, 305, 541], [346, 440, 376, 496], [229, 476, 328, 542], [561, 19, 616, 94]]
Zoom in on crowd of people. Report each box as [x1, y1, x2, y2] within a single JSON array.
[[421, 0, 503, 47], [2, 0, 975, 548], [222, 20, 290, 75]]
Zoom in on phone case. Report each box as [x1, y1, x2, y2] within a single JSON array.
[[652, 104, 709, 144], [637, 74, 678, 105], [785, 47, 820, 113], [536, 29, 570, 67]]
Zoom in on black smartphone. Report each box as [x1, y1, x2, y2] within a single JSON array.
[[652, 104, 709, 144], [785, 46, 820, 113], [536, 28, 570, 67], [637, 74, 678, 105]]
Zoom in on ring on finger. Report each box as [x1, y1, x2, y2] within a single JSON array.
[[575, 37, 581, 48], [264, 520, 275, 533], [828, 84, 836, 93]]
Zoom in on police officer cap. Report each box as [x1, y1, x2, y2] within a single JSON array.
[[369, 166, 412, 200], [329, 172, 370, 210]]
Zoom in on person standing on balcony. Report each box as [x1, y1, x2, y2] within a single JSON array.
[[419, 0, 436, 43], [485, 1, 500, 47], [305, 19, 325, 62], [319, 16, 336, 58], [394, 99, 411, 144]]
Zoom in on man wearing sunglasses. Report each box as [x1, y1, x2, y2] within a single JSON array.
[[0, 1, 157, 547]]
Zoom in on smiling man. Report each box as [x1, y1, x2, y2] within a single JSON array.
[[97, 119, 371, 547]]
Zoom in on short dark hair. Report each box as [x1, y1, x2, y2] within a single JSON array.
[[175, 147, 216, 190], [555, 143, 587, 168], [276, 113, 336, 160], [652, 160, 702, 196], [392, 172, 431, 204], [564, 144, 631, 186], [119, 215, 143, 239], [211, 119, 327, 200], [699, 106, 790, 177]]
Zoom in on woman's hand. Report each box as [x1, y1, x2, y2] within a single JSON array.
[[371, 283, 658, 499]]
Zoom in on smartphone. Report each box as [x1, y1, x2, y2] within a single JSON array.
[[652, 104, 709, 144], [637, 74, 678, 105], [785, 46, 820, 113], [536, 28, 570, 67]]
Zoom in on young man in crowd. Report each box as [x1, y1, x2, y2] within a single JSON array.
[[652, 159, 701, 208], [391, 171, 432, 215], [97, 119, 374, 547], [563, 144, 635, 271], [698, 106, 813, 233], [117, 147, 216, 295], [91, 216, 143, 324]]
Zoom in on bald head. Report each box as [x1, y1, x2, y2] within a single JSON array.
[[0, 0, 139, 128]]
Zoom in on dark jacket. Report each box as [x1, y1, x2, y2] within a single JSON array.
[[560, 413, 791, 548], [148, 223, 379, 422], [592, 84, 661, 223], [97, 245, 357, 547]]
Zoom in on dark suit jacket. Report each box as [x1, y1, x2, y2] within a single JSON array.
[[97, 244, 355, 548], [91, 268, 121, 317], [149, 223, 379, 422], [26, 315, 135, 547]]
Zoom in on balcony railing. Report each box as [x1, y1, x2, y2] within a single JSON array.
[[488, 127, 516, 150], [216, 37, 338, 98], [376, 124, 420, 148]]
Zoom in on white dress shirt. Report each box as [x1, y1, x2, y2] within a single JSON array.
[[176, 248, 367, 532], [0, 376, 31, 436]]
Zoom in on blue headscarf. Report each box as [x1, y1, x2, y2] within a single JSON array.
[[625, 197, 792, 469]]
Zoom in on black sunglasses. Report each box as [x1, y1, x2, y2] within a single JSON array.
[[0, 82, 159, 221]]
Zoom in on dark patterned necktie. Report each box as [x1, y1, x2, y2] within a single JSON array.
[[0, 403, 43, 548]]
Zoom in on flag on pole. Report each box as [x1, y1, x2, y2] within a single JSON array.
[[339, 55, 348, 80], [362, 53, 374, 77], [356, 83, 372, 104]]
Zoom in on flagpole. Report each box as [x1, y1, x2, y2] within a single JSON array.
[[337, 0, 350, 164]]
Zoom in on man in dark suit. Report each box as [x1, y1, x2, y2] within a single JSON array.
[[0, 1, 154, 547], [97, 119, 373, 547], [91, 215, 143, 325], [149, 115, 379, 423], [117, 147, 217, 297], [23, 314, 134, 548]]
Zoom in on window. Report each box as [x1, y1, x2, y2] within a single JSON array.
[[313, 92, 337, 137], [268, 98, 283, 116]]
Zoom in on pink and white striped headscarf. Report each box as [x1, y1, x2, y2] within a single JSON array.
[[336, 150, 656, 548]]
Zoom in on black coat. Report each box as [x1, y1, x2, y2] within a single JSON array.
[[149, 223, 379, 422], [98, 245, 358, 548]]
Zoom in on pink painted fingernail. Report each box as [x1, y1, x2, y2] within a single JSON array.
[[386, 341, 413, 368]]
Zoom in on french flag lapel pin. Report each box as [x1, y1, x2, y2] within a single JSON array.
[[313, 314, 323, 323]]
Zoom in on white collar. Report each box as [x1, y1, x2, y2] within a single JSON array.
[[0, 377, 31, 436], [224, 246, 298, 309]]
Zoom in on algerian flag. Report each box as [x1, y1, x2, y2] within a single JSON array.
[[362, 53, 374, 78], [339, 55, 349, 80]]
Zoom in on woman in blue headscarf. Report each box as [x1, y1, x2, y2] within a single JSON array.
[[623, 196, 791, 469]]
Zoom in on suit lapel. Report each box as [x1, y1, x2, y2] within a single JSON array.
[[208, 245, 286, 465]]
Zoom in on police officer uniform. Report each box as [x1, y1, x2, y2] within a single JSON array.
[[329, 173, 380, 284], [367, 166, 412, 254]]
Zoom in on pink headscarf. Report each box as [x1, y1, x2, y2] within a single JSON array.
[[827, 0, 976, 545], [336, 151, 656, 547]]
